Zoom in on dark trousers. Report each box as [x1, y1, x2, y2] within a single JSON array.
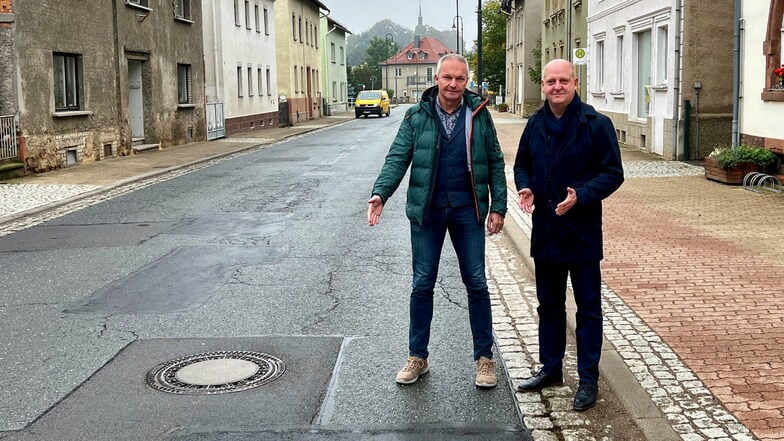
[[534, 259, 602, 385], [408, 204, 493, 361]]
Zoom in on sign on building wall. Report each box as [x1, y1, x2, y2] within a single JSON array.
[[573, 48, 588, 65]]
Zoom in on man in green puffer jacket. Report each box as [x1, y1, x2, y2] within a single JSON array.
[[367, 54, 507, 389]]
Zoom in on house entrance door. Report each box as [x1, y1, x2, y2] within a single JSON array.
[[128, 60, 144, 139]]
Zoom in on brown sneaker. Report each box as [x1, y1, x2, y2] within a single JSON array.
[[396, 356, 429, 384], [475, 356, 497, 389]]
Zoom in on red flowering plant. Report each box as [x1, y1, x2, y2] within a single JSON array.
[[774, 65, 784, 88]]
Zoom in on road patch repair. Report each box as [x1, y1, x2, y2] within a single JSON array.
[[6, 336, 341, 440]]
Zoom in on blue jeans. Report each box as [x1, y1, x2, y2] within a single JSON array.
[[534, 260, 603, 385], [408, 204, 493, 361]]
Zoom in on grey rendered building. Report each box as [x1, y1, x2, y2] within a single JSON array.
[[0, 0, 205, 172]]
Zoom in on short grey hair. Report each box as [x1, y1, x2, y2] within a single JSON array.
[[436, 53, 469, 76]]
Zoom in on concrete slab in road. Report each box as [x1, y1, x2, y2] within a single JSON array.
[[5, 336, 342, 441]]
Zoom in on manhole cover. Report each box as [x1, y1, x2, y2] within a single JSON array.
[[145, 351, 285, 395]]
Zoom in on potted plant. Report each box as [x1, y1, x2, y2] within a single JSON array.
[[496, 102, 509, 112], [704, 145, 777, 184], [774, 65, 784, 90]]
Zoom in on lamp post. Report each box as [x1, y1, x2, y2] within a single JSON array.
[[476, 0, 483, 96], [385, 33, 394, 96], [452, 15, 463, 54], [414, 49, 419, 102], [370, 75, 377, 90], [455, 0, 459, 53]]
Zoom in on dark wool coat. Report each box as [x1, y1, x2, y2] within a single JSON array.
[[513, 99, 624, 263], [371, 86, 507, 225]]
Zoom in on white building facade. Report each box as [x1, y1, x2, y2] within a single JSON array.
[[587, 0, 734, 160], [202, 0, 278, 136], [739, 0, 784, 159], [587, 0, 677, 157]]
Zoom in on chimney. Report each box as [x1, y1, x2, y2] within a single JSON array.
[[414, 36, 420, 48]]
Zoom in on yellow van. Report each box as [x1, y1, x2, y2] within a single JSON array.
[[354, 90, 390, 118]]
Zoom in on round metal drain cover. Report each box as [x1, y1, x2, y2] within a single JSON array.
[[146, 351, 285, 395]]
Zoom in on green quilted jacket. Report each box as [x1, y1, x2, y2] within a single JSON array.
[[371, 86, 507, 225]]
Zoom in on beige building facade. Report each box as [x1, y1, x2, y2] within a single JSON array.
[[275, 0, 326, 125]]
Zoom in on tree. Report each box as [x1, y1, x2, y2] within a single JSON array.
[[527, 37, 542, 84], [467, 0, 506, 93], [366, 37, 399, 74], [350, 62, 378, 94]]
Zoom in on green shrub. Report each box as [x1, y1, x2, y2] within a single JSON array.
[[707, 145, 777, 170]]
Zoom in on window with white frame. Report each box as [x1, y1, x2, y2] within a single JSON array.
[[266, 68, 272, 95], [237, 65, 243, 97], [234, 0, 240, 26], [256, 67, 264, 96], [395, 67, 402, 77], [292, 14, 296, 40], [594, 38, 605, 92], [174, 0, 190, 20], [294, 66, 298, 93], [332, 81, 337, 101], [263, 7, 269, 35], [426, 67, 433, 79], [300, 66, 305, 92], [614, 35, 624, 93], [244, 1, 250, 29], [656, 25, 668, 86], [127, 0, 150, 8], [177, 63, 192, 104], [331, 42, 336, 63], [407, 52, 413, 60], [254, 4, 260, 32], [53, 52, 81, 111], [340, 46, 345, 65], [298, 17, 303, 44], [247, 66, 253, 96]]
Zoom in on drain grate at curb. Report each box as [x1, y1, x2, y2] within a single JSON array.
[[145, 350, 285, 395]]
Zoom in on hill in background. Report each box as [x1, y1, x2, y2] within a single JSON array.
[[346, 19, 464, 67]]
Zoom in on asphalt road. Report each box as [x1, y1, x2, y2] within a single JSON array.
[[0, 110, 528, 440]]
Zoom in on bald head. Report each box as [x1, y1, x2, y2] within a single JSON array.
[[541, 58, 579, 118], [542, 59, 576, 81]]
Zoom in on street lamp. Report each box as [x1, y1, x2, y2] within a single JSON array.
[[414, 49, 419, 102], [476, 0, 483, 96], [454, 0, 460, 53], [385, 33, 394, 95], [452, 15, 463, 54], [370, 75, 377, 89]]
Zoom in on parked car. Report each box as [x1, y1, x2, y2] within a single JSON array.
[[354, 90, 390, 118]]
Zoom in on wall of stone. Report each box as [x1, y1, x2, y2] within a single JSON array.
[[0, 0, 15, 116]]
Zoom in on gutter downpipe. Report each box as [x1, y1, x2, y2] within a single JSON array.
[[731, 0, 741, 147], [671, 0, 682, 160]]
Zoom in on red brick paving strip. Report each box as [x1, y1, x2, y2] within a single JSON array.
[[603, 176, 784, 440]]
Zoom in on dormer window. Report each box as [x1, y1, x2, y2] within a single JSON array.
[[407, 52, 413, 60], [419, 52, 426, 60]]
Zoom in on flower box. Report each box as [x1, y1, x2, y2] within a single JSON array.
[[704, 157, 758, 185]]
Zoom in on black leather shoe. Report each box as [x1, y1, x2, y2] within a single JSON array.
[[573, 381, 598, 411], [516, 368, 563, 392]]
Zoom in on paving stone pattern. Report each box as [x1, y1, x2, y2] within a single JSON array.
[[0, 184, 100, 217], [601, 175, 784, 440]]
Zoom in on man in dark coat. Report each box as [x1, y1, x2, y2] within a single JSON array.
[[513, 59, 624, 411]]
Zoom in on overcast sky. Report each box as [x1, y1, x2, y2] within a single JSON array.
[[324, 0, 479, 47]]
